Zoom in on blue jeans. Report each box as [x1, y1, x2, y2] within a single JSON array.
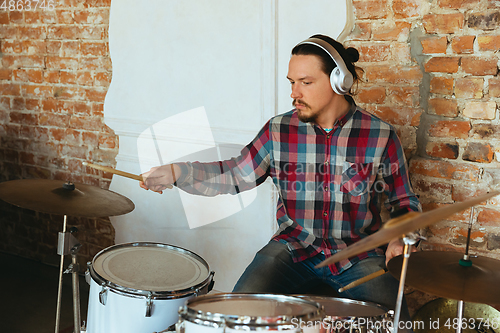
[[233, 240, 412, 330]]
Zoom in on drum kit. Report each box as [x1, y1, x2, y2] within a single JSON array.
[[0, 163, 499, 333]]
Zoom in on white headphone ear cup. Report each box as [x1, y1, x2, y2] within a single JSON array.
[[330, 67, 344, 95]]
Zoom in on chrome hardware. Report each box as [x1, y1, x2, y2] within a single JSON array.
[[99, 286, 108, 305], [145, 292, 153, 317]]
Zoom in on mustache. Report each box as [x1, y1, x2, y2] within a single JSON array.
[[293, 99, 310, 108]]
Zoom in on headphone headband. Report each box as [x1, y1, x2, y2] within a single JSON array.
[[295, 37, 354, 95]]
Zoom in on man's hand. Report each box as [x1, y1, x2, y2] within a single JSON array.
[[139, 164, 179, 194], [385, 238, 417, 266]]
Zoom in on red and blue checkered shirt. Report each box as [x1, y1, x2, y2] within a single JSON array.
[[175, 104, 421, 275]]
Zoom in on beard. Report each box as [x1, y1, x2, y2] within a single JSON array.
[[293, 99, 316, 123]]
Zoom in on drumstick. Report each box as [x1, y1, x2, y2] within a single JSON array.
[[83, 162, 173, 189], [338, 269, 387, 293]]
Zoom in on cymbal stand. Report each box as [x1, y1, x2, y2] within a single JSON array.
[[456, 207, 475, 333], [393, 234, 418, 333], [55, 216, 82, 333]]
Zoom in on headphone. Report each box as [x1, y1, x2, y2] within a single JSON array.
[[295, 37, 353, 95]]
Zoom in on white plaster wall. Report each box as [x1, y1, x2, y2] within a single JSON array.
[[104, 0, 350, 291]]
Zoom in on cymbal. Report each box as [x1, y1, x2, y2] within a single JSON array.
[[0, 179, 135, 217], [316, 190, 500, 268], [387, 251, 500, 304]]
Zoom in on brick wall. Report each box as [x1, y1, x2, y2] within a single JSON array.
[[348, 0, 500, 312], [1, 0, 499, 312], [0, 0, 117, 268]]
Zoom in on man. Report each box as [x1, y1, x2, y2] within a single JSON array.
[[140, 35, 421, 326]]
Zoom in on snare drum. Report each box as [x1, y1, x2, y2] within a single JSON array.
[[177, 293, 324, 332], [85, 242, 214, 333], [299, 297, 392, 333]]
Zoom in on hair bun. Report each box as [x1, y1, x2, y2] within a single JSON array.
[[345, 47, 359, 63]]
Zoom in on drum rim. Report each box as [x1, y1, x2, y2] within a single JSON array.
[[89, 242, 213, 299], [295, 295, 388, 318], [179, 293, 325, 328]]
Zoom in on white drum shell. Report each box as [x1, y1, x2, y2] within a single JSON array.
[[87, 277, 189, 333]]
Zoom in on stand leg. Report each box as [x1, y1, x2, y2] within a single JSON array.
[[456, 300, 464, 333], [55, 215, 67, 333], [71, 251, 81, 333], [393, 235, 417, 333]]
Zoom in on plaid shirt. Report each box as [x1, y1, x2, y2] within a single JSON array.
[[175, 104, 421, 275]]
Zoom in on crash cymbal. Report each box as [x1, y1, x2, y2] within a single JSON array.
[[0, 179, 134, 217], [412, 298, 500, 333], [316, 190, 500, 268], [387, 251, 500, 304]]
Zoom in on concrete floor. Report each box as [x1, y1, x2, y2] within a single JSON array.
[[0, 252, 89, 333]]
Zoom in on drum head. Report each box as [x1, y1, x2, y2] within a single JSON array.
[[298, 296, 387, 318], [92, 243, 210, 293], [182, 293, 323, 326]]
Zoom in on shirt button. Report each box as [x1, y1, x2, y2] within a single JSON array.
[[324, 186, 329, 192], [324, 161, 329, 166], [323, 212, 328, 217]]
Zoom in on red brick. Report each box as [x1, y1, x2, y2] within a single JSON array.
[[77, 72, 94, 86], [424, 57, 460, 73], [350, 22, 371, 41], [22, 84, 54, 98], [353, 0, 388, 19], [46, 57, 80, 71], [49, 128, 66, 142], [393, 0, 421, 18], [478, 35, 500, 51], [428, 120, 471, 139], [46, 41, 62, 54], [53, 86, 86, 100], [69, 116, 102, 131], [410, 158, 481, 181], [472, 123, 500, 139], [0, 83, 21, 96], [451, 36, 475, 54], [73, 102, 92, 116], [0, 69, 12, 80], [421, 36, 448, 54], [426, 142, 459, 159], [56, 10, 74, 24], [2, 55, 45, 69], [387, 86, 419, 107], [467, 11, 500, 30], [74, 9, 109, 24], [84, 0, 112, 7], [455, 78, 483, 99], [12, 69, 44, 84], [372, 22, 411, 41], [44, 71, 60, 84], [463, 142, 494, 163], [82, 131, 99, 147], [412, 178, 453, 203], [81, 42, 108, 57], [477, 209, 500, 227], [79, 57, 112, 71], [9, 11, 24, 24], [430, 76, 454, 95], [452, 185, 491, 202], [423, 13, 465, 34], [84, 88, 107, 102], [391, 43, 412, 64], [463, 101, 496, 120], [490, 77, 500, 97], [367, 106, 421, 126], [356, 87, 386, 104], [0, 11, 8, 24], [428, 98, 458, 117], [9, 112, 38, 126], [356, 44, 391, 62], [98, 134, 116, 149], [60, 71, 77, 85], [38, 113, 70, 127], [94, 72, 111, 87], [439, 0, 480, 9], [17, 26, 47, 40], [461, 57, 498, 75], [365, 65, 423, 84], [24, 11, 57, 24], [65, 129, 83, 146], [42, 99, 73, 114]]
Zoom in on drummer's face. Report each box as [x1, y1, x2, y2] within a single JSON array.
[[287, 54, 335, 124]]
